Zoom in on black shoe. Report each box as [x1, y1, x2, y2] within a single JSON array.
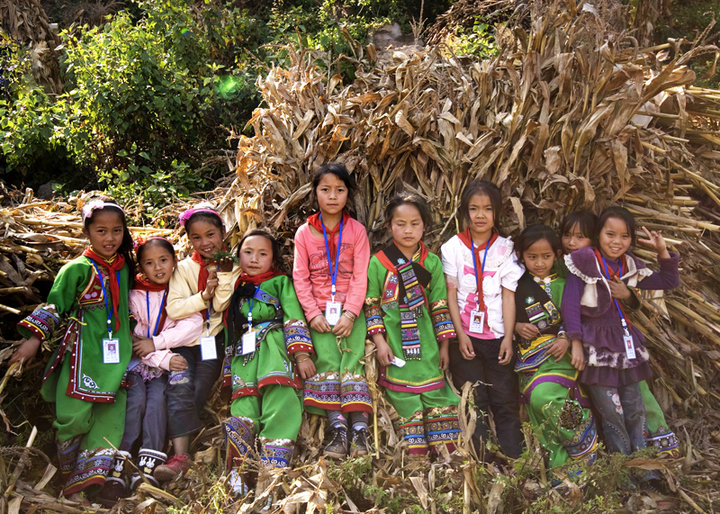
[[97, 479, 126, 507], [323, 426, 348, 459], [349, 427, 370, 457]]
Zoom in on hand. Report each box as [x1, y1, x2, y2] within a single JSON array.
[[548, 336, 570, 361], [515, 322, 539, 340], [309, 314, 332, 333], [457, 332, 475, 360], [498, 336, 513, 365], [295, 354, 316, 379], [9, 336, 42, 367], [438, 340, 450, 371], [638, 226, 670, 259], [570, 340, 585, 371], [609, 276, 631, 300], [133, 337, 155, 358], [331, 314, 353, 338], [374, 337, 394, 367], [169, 355, 188, 371], [217, 256, 234, 273], [202, 269, 218, 301]]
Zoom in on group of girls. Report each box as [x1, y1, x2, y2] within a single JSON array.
[[8, 163, 681, 505]]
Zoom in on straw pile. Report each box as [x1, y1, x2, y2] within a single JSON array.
[[2, 0, 720, 511]]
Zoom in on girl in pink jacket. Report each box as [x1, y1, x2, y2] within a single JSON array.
[[99, 237, 202, 504]]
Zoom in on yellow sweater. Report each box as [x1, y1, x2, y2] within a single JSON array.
[[166, 257, 241, 346]]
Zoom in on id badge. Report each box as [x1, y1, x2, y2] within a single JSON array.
[[325, 301, 342, 326], [241, 329, 256, 355], [623, 333, 636, 360], [469, 309, 485, 333], [391, 355, 406, 368], [102, 338, 120, 364], [200, 336, 217, 361]]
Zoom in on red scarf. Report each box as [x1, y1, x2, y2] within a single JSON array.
[[83, 247, 125, 330], [593, 248, 627, 280], [133, 274, 169, 334], [191, 250, 214, 292], [235, 269, 284, 288], [307, 210, 350, 260], [457, 229, 498, 312]]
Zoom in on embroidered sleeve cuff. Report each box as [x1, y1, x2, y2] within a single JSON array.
[[17, 304, 59, 341], [284, 319, 314, 355], [430, 300, 456, 341], [364, 299, 385, 335]]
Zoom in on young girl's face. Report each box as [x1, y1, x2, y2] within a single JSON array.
[[598, 217, 631, 260], [522, 239, 556, 280], [316, 173, 348, 218], [466, 193, 494, 241], [562, 222, 592, 254], [390, 203, 424, 256], [239, 235, 273, 277], [84, 210, 125, 260], [188, 219, 224, 260], [140, 245, 176, 285]]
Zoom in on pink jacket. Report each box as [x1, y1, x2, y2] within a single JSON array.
[[293, 217, 370, 321], [129, 289, 203, 371]]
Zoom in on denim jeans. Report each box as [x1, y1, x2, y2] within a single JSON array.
[[119, 371, 167, 452], [166, 334, 223, 438], [588, 383, 647, 454], [449, 337, 523, 458]]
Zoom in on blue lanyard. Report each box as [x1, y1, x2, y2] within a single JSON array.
[[246, 286, 259, 329], [470, 238, 491, 311], [88, 259, 120, 338], [145, 290, 167, 338], [320, 214, 343, 301], [599, 254, 631, 334]]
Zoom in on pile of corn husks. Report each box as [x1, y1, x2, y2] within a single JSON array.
[[1, 0, 719, 511]]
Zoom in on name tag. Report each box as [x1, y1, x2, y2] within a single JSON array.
[[103, 338, 120, 364], [391, 355, 406, 368], [241, 329, 256, 355], [200, 336, 217, 361], [623, 332, 636, 360], [325, 301, 342, 326], [469, 309, 485, 333]]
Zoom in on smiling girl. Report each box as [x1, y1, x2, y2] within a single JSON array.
[[11, 199, 134, 500], [365, 194, 460, 459], [561, 206, 679, 484]]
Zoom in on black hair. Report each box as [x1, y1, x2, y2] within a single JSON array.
[[459, 180, 503, 231], [236, 229, 283, 272], [597, 206, 636, 246], [136, 238, 176, 265], [515, 224, 562, 262], [559, 210, 598, 242], [385, 193, 432, 229], [311, 162, 355, 205], [185, 211, 225, 235], [83, 198, 136, 277]]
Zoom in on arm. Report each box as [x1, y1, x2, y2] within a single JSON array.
[[426, 254, 456, 343], [560, 273, 584, 342], [364, 257, 393, 367], [342, 224, 370, 316], [212, 264, 242, 313], [498, 287, 514, 365], [166, 260, 208, 320], [292, 227, 322, 322], [152, 312, 204, 350], [446, 283, 475, 360]]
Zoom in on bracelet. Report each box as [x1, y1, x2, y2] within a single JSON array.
[[342, 310, 357, 321]]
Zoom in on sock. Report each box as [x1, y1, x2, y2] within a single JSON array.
[[327, 410, 348, 429], [350, 411, 369, 431]]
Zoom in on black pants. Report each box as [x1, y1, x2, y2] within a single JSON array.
[[449, 337, 523, 458]]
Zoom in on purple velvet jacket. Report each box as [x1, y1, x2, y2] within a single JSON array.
[[561, 246, 679, 387]]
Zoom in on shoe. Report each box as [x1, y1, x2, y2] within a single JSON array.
[[130, 448, 166, 490], [97, 479, 126, 507], [153, 453, 191, 483], [323, 426, 348, 459], [349, 427, 370, 457]]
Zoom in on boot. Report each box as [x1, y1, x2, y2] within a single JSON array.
[[97, 450, 130, 506], [130, 448, 167, 490]]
